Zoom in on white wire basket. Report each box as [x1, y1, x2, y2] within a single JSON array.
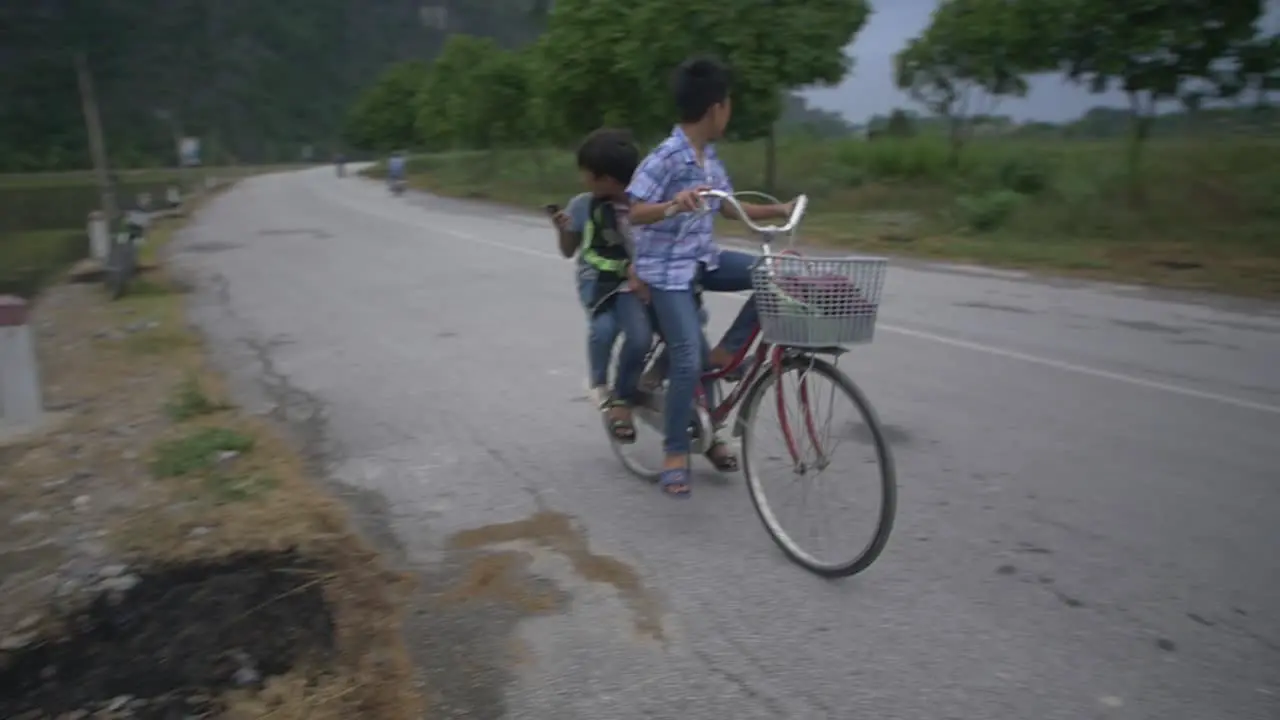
[[751, 255, 888, 347]]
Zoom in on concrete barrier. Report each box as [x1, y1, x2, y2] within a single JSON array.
[[87, 210, 108, 260], [0, 296, 42, 428], [166, 185, 182, 207]]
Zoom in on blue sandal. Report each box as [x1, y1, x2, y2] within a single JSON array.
[[659, 467, 691, 498]]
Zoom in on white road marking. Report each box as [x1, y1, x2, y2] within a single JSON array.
[[314, 179, 1280, 417]]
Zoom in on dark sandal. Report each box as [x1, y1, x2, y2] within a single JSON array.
[[658, 467, 691, 497], [604, 399, 636, 444], [704, 440, 739, 472]]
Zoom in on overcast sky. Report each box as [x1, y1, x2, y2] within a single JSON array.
[[801, 0, 1280, 123]]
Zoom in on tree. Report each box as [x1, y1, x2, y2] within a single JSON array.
[[1229, 34, 1280, 108], [885, 109, 916, 138], [413, 35, 504, 151], [612, 0, 871, 190], [1047, 0, 1264, 179], [531, 0, 653, 144], [894, 0, 1036, 165], [343, 61, 430, 152], [464, 48, 535, 151]]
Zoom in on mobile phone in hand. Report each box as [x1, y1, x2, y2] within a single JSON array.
[[544, 203, 560, 215]]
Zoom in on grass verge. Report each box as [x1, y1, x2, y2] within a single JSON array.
[[0, 164, 313, 190], [0, 229, 85, 298], [376, 136, 1280, 298], [0, 206, 422, 718]]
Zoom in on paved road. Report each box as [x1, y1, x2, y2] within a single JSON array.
[[176, 167, 1280, 720]]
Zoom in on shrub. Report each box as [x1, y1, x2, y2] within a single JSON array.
[[957, 190, 1022, 232], [997, 156, 1051, 195]]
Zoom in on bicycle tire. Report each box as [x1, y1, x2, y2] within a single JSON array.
[[605, 339, 666, 482], [738, 354, 897, 577]]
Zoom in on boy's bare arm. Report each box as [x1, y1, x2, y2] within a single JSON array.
[[628, 201, 674, 226], [557, 230, 581, 259], [629, 187, 710, 225]]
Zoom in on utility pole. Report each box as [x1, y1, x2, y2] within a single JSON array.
[[74, 51, 117, 224]]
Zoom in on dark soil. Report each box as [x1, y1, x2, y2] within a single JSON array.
[[0, 550, 335, 719]]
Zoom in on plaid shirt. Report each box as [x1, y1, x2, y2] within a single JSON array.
[[626, 126, 734, 290]]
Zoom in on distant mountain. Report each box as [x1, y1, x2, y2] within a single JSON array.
[[0, 0, 547, 171]]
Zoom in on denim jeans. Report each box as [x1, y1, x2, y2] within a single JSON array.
[[644, 249, 760, 455], [701, 250, 760, 355], [577, 271, 650, 390]]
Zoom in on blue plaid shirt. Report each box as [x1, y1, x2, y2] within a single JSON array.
[[626, 127, 734, 290]]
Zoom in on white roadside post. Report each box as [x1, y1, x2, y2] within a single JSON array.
[[87, 210, 109, 260], [0, 296, 43, 428]]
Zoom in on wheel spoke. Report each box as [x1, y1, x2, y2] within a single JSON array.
[[742, 356, 896, 577]]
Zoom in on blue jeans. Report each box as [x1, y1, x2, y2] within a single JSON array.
[[643, 250, 760, 455], [577, 272, 651, 390]]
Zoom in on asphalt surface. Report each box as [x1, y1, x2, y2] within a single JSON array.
[[176, 166, 1280, 720]]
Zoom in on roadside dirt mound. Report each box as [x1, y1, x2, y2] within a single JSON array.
[[0, 549, 335, 719]]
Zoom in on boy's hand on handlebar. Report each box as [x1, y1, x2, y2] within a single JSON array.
[[672, 186, 710, 213], [551, 210, 571, 230]]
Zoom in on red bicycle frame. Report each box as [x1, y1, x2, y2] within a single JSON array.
[[690, 251, 827, 466]]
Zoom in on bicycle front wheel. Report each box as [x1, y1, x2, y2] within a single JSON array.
[[739, 355, 896, 577]]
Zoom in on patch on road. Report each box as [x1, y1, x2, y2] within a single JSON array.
[[257, 228, 333, 240], [1110, 318, 1189, 335], [954, 300, 1036, 315], [448, 510, 664, 642], [178, 240, 243, 254]]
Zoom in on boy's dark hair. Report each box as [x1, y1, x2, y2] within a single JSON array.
[[576, 128, 639, 185], [672, 56, 732, 123]]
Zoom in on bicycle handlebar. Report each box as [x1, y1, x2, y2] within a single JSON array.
[[694, 189, 809, 235]]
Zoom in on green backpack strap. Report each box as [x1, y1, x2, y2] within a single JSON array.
[[580, 198, 628, 274]]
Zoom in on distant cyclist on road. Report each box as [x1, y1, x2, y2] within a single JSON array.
[[387, 151, 407, 193]]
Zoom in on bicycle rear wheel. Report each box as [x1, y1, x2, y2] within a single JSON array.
[[606, 340, 667, 481], [739, 354, 896, 577]]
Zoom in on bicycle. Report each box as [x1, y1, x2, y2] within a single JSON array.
[[605, 189, 897, 578]]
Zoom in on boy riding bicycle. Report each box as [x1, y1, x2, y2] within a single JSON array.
[[622, 56, 795, 497], [550, 129, 651, 442]]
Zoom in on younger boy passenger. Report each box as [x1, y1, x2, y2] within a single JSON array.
[[551, 129, 651, 441]]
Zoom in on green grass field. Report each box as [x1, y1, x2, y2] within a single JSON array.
[[0, 164, 308, 297], [0, 229, 84, 298], [377, 135, 1280, 297]]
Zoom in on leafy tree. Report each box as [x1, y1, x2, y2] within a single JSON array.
[[1047, 0, 1265, 178], [885, 109, 916, 138], [343, 61, 430, 152], [531, 0, 652, 144], [465, 48, 536, 150], [1229, 34, 1280, 108], [615, 0, 871, 189], [413, 34, 504, 151], [532, 0, 869, 187], [894, 0, 1036, 164]]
